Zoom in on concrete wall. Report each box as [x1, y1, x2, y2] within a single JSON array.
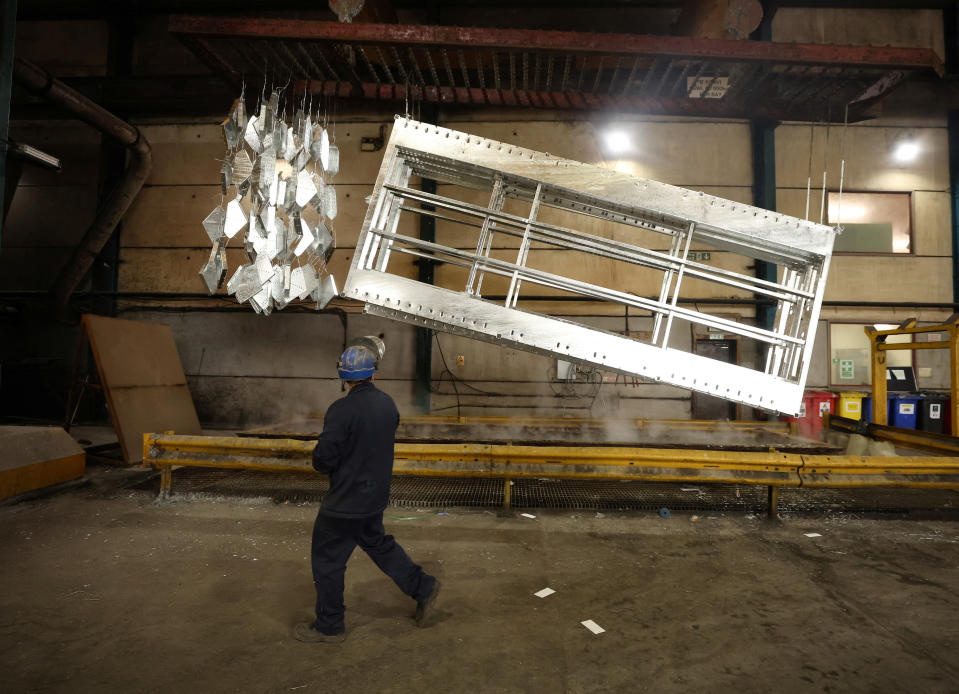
[[3, 9, 954, 428]]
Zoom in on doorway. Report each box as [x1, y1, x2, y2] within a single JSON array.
[[692, 338, 739, 420]]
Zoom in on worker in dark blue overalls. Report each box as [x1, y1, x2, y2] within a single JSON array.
[[295, 339, 440, 643]]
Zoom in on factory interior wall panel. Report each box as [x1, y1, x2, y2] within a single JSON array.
[[123, 183, 404, 250], [445, 119, 753, 188], [421, 6, 678, 35], [124, 310, 418, 425], [428, 391, 691, 419], [429, 315, 693, 381], [126, 311, 417, 381], [7, 123, 102, 187], [801, 319, 830, 390], [132, 15, 214, 76], [772, 8, 945, 59], [1, 124, 102, 291], [4, 185, 98, 248], [819, 306, 953, 324], [775, 121, 950, 307], [915, 326, 952, 390], [815, 308, 953, 391], [186, 374, 417, 429], [911, 191, 952, 257], [428, 314, 693, 419], [14, 20, 110, 77], [777, 188, 951, 259], [140, 124, 232, 187], [116, 246, 416, 295], [867, 85, 950, 129], [0, 249, 73, 290], [775, 125, 948, 193], [824, 256, 952, 303], [139, 120, 398, 189], [345, 314, 419, 381]]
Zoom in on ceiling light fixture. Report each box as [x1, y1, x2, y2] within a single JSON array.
[[603, 130, 632, 155], [893, 140, 919, 163]]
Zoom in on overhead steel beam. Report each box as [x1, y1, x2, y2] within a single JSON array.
[[170, 16, 942, 121], [170, 16, 944, 73], [17, 1, 959, 19]]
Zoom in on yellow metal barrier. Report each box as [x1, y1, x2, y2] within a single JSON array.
[[143, 432, 959, 513]]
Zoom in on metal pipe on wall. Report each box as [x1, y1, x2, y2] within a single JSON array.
[[12, 56, 152, 317]]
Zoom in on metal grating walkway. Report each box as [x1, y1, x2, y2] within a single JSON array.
[[169, 16, 943, 123], [130, 468, 959, 516]]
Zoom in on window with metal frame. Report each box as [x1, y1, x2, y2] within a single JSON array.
[[827, 191, 912, 254], [828, 321, 913, 387]]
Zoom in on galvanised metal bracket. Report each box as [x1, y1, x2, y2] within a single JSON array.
[[344, 117, 837, 415]]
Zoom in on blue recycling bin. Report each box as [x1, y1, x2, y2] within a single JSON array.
[[889, 394, 921, 429], [863, 396, 873, 423]]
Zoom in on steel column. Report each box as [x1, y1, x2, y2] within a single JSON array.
[[950, 110, 959, 304], [751, 120, 778, 333], [414, 107, 439, 414], [0, 0, 16, 251]]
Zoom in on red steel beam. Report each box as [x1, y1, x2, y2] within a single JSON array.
[[169, 16, 944, 75]]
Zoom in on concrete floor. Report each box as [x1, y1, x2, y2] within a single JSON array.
[[2, 470, 959, 693]]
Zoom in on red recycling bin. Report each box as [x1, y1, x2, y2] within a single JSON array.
[[784, 390, 837, 440]]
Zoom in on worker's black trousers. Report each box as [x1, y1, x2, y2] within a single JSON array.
[[311, 511, 435, 635]]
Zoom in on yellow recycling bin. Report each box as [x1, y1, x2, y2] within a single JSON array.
[[838, 391, 867, 420]]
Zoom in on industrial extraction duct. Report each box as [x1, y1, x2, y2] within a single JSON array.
[[12, 56, 153, 317]]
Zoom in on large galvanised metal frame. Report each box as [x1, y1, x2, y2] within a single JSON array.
[[344, 117, 837, 415]]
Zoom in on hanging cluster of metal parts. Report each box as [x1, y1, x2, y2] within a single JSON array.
[[342, 117, 837, 416], [198, 92, 338, 313]]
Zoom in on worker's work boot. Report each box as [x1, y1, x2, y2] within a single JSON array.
[[293, 622, 346, 643], [415, 578, 442, 627]]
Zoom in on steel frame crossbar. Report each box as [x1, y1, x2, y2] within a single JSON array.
[[344, 118, 837, 415]]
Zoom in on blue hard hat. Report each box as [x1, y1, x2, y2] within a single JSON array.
[[338, 346, 377, 380]]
